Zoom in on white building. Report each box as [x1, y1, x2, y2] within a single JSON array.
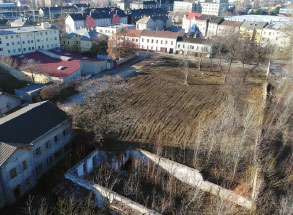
[[176, 37, 214, 57], [216, 20, 242, 36], [182, 12, 202, 33], [136, 16, 155, 30], [197, 2, 229, 16], [96, 24, 135, 38], [0, 23, 60, 56], [173, 1, 196, 13], [0, 101, 73, 208], [117, 29, 142, 47], [0, 92, 21, 117], [140, 30, 181, 53], [224, 15, 292, 23], [65, 14, 86, 33], [260, 23, 291, 49]]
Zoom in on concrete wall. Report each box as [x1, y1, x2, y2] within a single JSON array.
[[0, 93, 21, 115], [135, 150, 255, 210], [79, 61, 107, 75]]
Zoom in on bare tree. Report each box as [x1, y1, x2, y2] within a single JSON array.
[[20, 59, 42, 83]]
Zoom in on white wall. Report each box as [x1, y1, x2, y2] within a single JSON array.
[[140, 36, 177, 52], [0, 94, 21, 115]]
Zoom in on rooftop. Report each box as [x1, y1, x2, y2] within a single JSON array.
[[12, 50, 103, 79], [219, 20, 242, 27], [0, 25, 58, 35], [0, 142, 18, 166], [241, 20, 268, 30], [140, 30, 179, 39], [0, 101, 69, 146], [184, 12, 202, 20], [136, 16, 152, 24], [177, 37, 212, 45], [198, 14, 224, 24], [117, 29, 142, 37], [15, 83, 52, 94]]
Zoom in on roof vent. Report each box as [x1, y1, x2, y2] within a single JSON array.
[[57, 66, 65, 70]]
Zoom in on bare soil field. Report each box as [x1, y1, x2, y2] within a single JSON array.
[[118, 55, 266, 149]]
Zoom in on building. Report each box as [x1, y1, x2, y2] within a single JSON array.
[[175, 37, 214, 57], [0, 23, 60, 56], [38, 6, 76, 18], [0, 92, 21, 117], [65, 13, 87, 33], [127, 8, 169, 24], [11, 50, 107, 84], [0, 101, 73, 208], [197, 2, 229, 16], [15, 83, 52, 103], [173, 1, 196, 14], [117, 1, 130, 10], [140, 30, 181, 53], [117, 29, 142, 46], [136, 16, 155, 30], [279, 8, 293, 15], [240, 20, 267, 44], [130, 1, 157, 9], [224, 15, 291, 23], [260, 23, 291, 50], [216, 20, 242, 36], [206, 15, 224, 38], [182, 12, 202, 33], [96, 24, 135, 37], [61, 28, 99, 52]]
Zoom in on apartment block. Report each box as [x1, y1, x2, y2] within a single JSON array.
[[0, 23, 60, 56]]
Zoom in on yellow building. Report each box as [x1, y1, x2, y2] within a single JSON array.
[[61, 29, 98, 53], [239, 20, 267, 44]]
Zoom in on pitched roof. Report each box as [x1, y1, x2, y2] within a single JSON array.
[[68, 13, 87, 21], [140, 30, 179, 39], [240, 20, 268, 30], [185, 12, 202, 20], [129, 8, 168, 16], [0, 101, 69, 145], [219, 20, 242, 27], [177, 37, 212, 45], [117, 29, 142, 37], [136, 16, 152, 24], [91, 7, 127, 18], [0, 142, 18, 166]]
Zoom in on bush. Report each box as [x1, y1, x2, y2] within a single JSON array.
[[39, 84, 61, 100]]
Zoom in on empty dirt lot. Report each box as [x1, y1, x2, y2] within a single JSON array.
[[118, 55, 267, 149]]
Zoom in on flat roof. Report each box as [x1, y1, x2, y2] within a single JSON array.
[[16, 83, 52, 94], [0, 25, 57, 35]]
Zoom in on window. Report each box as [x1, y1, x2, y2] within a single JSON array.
[[12, 42, 14, 45], [6, 43, 9, 46], [171, 41, 173, 45], [8, 50, 10, 53], [31, 40, 33, 43], [0, 48, 3, 51], [142, 38, 144, 42], [151, 39, 154, 43], [18, 48, 21, 52], [5, 36, 8, 39], [35, 164, 42, 174], [9, 168, 17, 179], [54, 149, 62, 159], [35, 147, 41, 156], [13, 185, 21, 199], [54, 135, 58, 142], [165, 40, 168, 44], [22, 160, 27, 170], [45, 141, 51, 149], [16, 35, 19, 38], [147, 39, 149, 43], [25, 177, 30, 186], [46, 156, 53, 166], [22, 41, 25, 44], [161, 40, 163, 44], [28, 40, 30, 44], [17, 41, 20, 45]]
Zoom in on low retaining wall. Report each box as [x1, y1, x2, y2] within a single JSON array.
[[136, 150, 255, 210], [65, 149, 161, 215]]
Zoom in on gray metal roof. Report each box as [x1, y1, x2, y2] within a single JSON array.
[[0, 101, 69, 145], [0, 25, 57, 35], [240, 20, 268, 30], [0, 142, 18, 166], [15, 83, 51, 94]]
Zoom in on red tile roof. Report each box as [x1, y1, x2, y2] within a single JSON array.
[[185, 12, 202, 20], [12, 50, 104, 79], [140, 30, 179, 39]]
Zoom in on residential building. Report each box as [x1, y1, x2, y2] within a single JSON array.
[[117, 1, 130, 10], [96, 24, 135, 37], [38, 6, 76, 18], [61, 28, 99, 52], [279, 8, 293, 15], [191, 14, 210, 37], [65, 13, 87, 33], [11, 50, 107, 84], [197, 2, 229, 16], [240, 20, 267, 44], [216, 20, 242, 36], [127, 8, 169, 24], [0, 23, 60, 56], [15, 83, 52, 103], [117, 29, 142, 47], [260, 23, 291, 49], [130, 1, 157, 9], [176, 37, 214, 57], [173, 1, 196, 14], [136, 16, 155, 30], [0, 92, 21, 117], [206, 15, 224, 38], [0, 101, 73, 208], [224, 15, 291, 24], [182, 12, 202, 33], [140, 30, 181, 53]]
